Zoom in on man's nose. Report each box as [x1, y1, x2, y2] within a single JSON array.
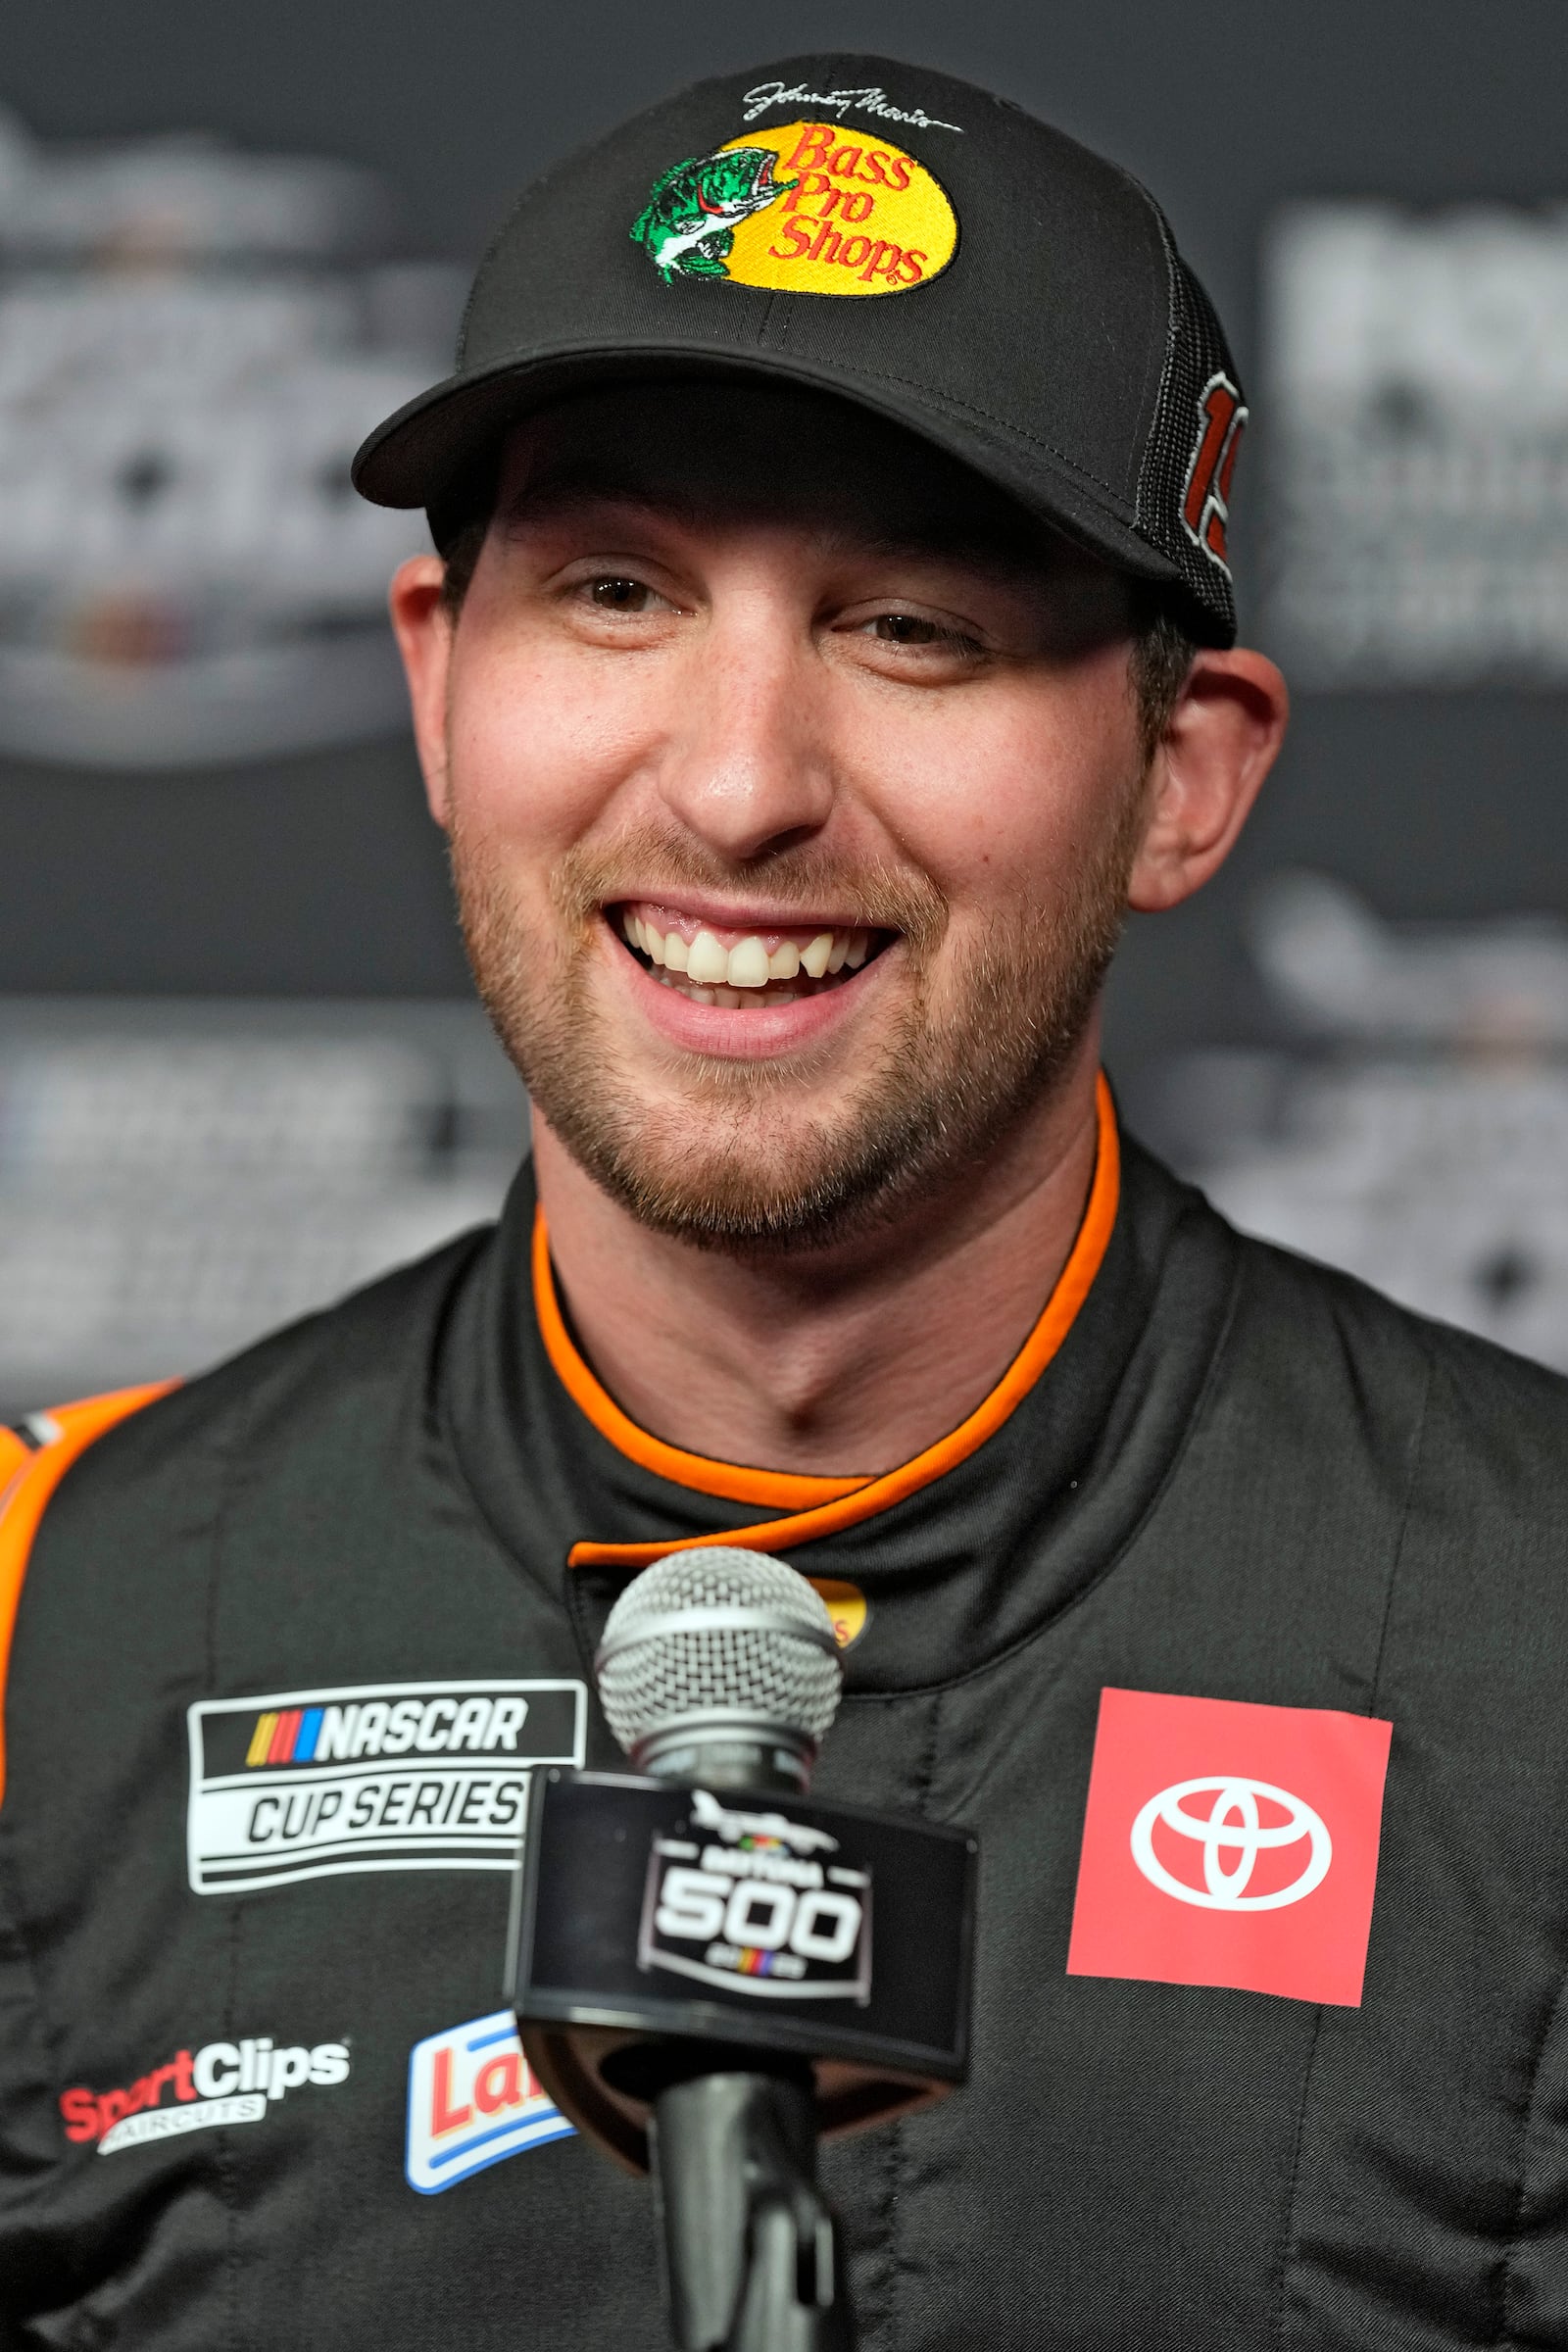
[[653, 606, 835, 862]]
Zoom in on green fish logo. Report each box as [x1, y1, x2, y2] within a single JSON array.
[[630, 145, 795, 284]]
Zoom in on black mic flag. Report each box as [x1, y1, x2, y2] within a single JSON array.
[[508, 1548, 978, 2352]]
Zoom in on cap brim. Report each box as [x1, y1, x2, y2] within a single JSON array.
[[353, 337, 1217, 634]]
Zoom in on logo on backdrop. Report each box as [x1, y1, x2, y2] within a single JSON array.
[[630, 123, 957, 295], [1066, 1688, 1392, 2006], [1181, 372, 1248, 575], [185, 1680, 586, 1893], [406, 2011, 573, 2194], [640, 1788, 871, 2000], [61, 2032, 350, 2157]]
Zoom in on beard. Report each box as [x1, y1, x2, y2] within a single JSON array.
[[450, 799, 1142, 1257]]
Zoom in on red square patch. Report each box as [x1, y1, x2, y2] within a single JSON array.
[[1066, 1688, 1393, 2007]]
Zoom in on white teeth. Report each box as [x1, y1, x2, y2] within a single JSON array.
[[624, 913, 877, 997], [710, 985, 740, 1008], [687, 929, 730, 986], [726, 937, 770, 990]]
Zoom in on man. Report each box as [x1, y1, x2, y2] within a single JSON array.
[[4, 51, 1568, 2352]]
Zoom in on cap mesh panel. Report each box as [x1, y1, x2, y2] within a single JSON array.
[[1135, 221, 1243, 646]]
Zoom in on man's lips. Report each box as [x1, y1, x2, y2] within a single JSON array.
[[611, 899, 890, 1005]]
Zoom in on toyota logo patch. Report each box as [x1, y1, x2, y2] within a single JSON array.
[[1129, 1776, 1332, 1910], [1066, 1689, 1393, 2006]]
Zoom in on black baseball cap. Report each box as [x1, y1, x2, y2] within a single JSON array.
[[353, 54, 1249, 646]]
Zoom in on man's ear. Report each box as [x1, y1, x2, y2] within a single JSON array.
[[1127, 648, 1289, 913], [389, 554, 457, 830]]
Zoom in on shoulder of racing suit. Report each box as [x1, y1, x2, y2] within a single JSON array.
[[0, 1220, 498, 1810]]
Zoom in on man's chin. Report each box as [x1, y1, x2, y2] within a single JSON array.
[[537, 1089, 926, 1256]]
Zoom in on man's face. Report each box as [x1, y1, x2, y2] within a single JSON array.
[[424, 379, 1151, 1252]]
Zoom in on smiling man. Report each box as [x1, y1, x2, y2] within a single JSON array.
[[7, 52, 1568, 2352], [387, 376, 1276, 1484]]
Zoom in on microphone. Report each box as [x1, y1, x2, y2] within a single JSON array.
[[595, 1547, 844, 1793], [509, 1548, 977, 2352]]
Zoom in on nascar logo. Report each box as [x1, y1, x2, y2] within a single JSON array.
[[242, 1692, 533, 1768], [406, 2011, 573, 2193], [186, 1680, 585, 1895]]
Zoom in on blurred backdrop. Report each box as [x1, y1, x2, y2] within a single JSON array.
[[2, 0, 1565, 1412]]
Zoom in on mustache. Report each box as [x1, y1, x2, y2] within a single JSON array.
[[547, 821, 950, 957]]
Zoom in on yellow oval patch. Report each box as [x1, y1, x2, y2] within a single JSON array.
[[721, 123, 956, 296], [808, 1578, 869, 1651]]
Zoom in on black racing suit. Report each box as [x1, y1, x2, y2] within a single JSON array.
[[5, 1122, 1568, 2349]]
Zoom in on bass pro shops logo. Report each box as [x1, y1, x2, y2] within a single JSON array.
[[1067, 1688, 1393, 2007], [630, 122, 957, 296], [61, 2033, 349, 2157], [640, 1788, 870, 2001], [186, 1680, 586, 1893]]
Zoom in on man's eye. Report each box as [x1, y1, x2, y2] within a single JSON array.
[[867, 612, 977, 654], [588, 576, 656, 612]]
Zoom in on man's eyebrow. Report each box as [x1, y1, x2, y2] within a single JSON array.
[[498, 482, 1062, 577], [843, 526, 1066, 578], [496, 466, 1071, 580], [495, 473, 696, 530]]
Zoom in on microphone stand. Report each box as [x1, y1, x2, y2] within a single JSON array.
[[516, 1566, 972, 2352], [626, 1729, 855, 2351], [649, 2052, 853, 2352]]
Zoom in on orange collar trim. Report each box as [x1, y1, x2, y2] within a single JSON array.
[[532, 1216, 870, 1511], [541, 1069, 1120, 1571]]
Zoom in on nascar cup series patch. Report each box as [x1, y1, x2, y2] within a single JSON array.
[[629, 122, 957, 295], [406, 2010, 573, 2193], [185, 1680, 586, 1893]]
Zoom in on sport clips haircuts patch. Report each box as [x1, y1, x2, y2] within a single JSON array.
[[629, 122, 957, 295], [185, 1680, 586, 1893], [62, 2031, 350, 2156]]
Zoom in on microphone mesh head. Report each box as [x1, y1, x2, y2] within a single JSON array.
[[596, 1547, 843, 1760]]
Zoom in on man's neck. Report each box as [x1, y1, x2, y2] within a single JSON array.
[[529, 1033, 1104, 1479]]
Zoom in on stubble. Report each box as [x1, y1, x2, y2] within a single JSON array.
[[450, 798, 1143, 1256]]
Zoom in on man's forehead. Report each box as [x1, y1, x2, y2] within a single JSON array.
[[494, 377, 1090, 574]]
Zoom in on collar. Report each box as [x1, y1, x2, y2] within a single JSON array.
[[538, 1069, 1120, 1570], [439, 1080, 1238, 1691]]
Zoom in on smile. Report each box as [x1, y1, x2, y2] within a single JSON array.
[[612, 902, 887, 1009]]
